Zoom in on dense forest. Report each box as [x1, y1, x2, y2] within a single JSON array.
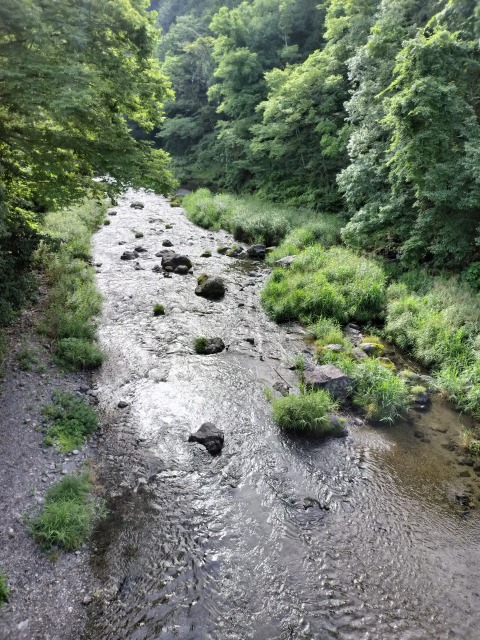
[[157, 0, 480, 276]]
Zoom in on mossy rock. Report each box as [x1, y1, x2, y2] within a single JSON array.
[[170, 198, 181, 207], [197, 273, 208, 286], [377, 357, 396, 371], [359, 341, 384, 357], [201, 250, 212, 258]]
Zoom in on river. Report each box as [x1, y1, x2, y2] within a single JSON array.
[[84, 189, 480, 640]]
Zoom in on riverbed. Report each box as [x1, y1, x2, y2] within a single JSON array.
[[84, 189, 480, 640]]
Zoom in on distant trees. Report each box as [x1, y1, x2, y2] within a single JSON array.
[[159, 0, 480, 273]]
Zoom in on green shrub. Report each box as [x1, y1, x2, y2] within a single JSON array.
[[30, 474, 102, 551], [262, 246, 386, 324], [55, 338, 104, 370], [272, 390, 339, 435], [308, 317, 345, 348], [194, 337, 207, 354], [153, 303, 165, 316], [103, 219, 111, 225], [43, 391, 99, 452], [0, 573, 9, 605], [17, 345, 39, 371], [350, 358, 410, 423]]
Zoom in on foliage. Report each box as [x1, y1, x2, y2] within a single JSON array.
[[43, 391, 99, 453], [183, 188, 341, 247], [350, 358, 410, 423], [0, 573, 9, 605], [384, 275, 480, 417], [29, 474, 103, 551], [308, 317, 345, 348], [153, 304, 165, 316], [272, 390, 340, 435], [36, 198, 105, 370], [262, 245, 386, 324]]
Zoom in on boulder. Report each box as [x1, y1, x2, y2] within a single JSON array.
[[246, 244, 266, 260], [120, 250, 139, 261], [130, 202, 144, 209], [195, 275, 226, 300], [152, 265, 162, 273], [134, 246, 148, 253], [155, 249, 176, 259], [161, 253, 193, 271], [275, 255, 296, 268], [304, 365, 353, 399], [217, 246, 230, 255], [351, 348, 367, 362], [273, 381, 290, 396], [108, 211, 118, 216], [188, 422, 224, 455], [360, 342, 384, 356], [197, 338, 225, 354], [174, 265, 190, 275], [162, 239, 173, 247]]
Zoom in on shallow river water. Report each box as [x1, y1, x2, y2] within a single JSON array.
[[84, 189, 480, 640]]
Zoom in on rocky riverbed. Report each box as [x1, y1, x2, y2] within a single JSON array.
[[2, 189, 480, 640]]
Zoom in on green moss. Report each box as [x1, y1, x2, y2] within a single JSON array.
[[103, 219, 111, 225], [134, 231, 144, 238], [165, 223, 173, 229], [153, 303, 165, 316], [42, 391, 99, 453], [201, 250, 212, 258], [272, 391, 339, 435], [194, 337, 207, 354], [197, 274, 208, 286], [410, 385, 427, 395], [377, 357, 396, 371]]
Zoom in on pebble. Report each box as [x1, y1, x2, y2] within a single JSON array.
[[82, 595, 93, 606], [17, 620, 29, 631], [8, 527, 14, 538], [118, 400, 130, 409]]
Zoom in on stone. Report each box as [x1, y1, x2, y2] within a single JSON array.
[[198, 338, 225, 355], [217, 246, 230, 255], [120, 250, 139, 261], [327, 414, 348, 437], [275, 255, 296, 268], [414, 429, 425, 438], [189, 422, 224, 455], [134, 246, 148, 253], [174, 265, 190, 275], [109, 211, 118, 216], [412, 391, 430, 406], [155, 249, 176, 258], [353, 417, 364, 426], [117, 400, 129, 409], [82, 595, 93, 606], [245, 337, 255, 345], [152, 265, 162, 273], [303, 365, 354, 399], [162, 239, 173, 247], [351, 347, 367, 362], [273, 381, 290, 396], [161, 253, 193, 271], [246, 244, 266, 260], [322, 344, 345, 352], [195, 275, 226, 300], [130, 202, 144, 209], [226, 247, 244, 258], [360, 342, 383, 356], [134, 262, 144, 270]]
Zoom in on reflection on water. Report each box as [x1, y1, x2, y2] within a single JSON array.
[[84, 190, 480, 640]]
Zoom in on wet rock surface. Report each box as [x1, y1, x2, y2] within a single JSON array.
[[304, 364, 354, 399], [188, 422, 224, 454], [195, 274, 226, 299]]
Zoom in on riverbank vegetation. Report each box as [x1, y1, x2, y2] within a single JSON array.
[[42, 392, 99, 453], [30, 474, 104, 551], [272, 391, 340, 436], [0, 573, 9, 606], [0, 0, 177, 370]]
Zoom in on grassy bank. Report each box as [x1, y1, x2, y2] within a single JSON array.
[[30, 473, 104, 551], [184, 189, 480, 422], [183, 188, 342, 247], [0, 573, 9, 606], [36, 198, 105, 370]]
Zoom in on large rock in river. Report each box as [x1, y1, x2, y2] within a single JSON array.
[[304, 365, 353, 399], [188, 422, 224, 455], [161, 253, 193, 271], [120, 250, 139, 261], [246, 244, 266, 260], [195, 274, 226, 300]]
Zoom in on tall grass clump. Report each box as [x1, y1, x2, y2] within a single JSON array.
[[183, 188, 341, 247], [350, 358, 410, 423], [262, 246, 386, 324], [30, 474, 103, 551], [385, 275, 480, 417], [272, 390, 340, 435], [42, 391, 99, 452], [36, 198, 105, 369], [0, 573, 9, 605]]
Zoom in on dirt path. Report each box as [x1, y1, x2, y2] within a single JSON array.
[[0, 292, 100, 640]]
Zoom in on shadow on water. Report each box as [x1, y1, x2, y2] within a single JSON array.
[[84, 189, 480, 640]]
